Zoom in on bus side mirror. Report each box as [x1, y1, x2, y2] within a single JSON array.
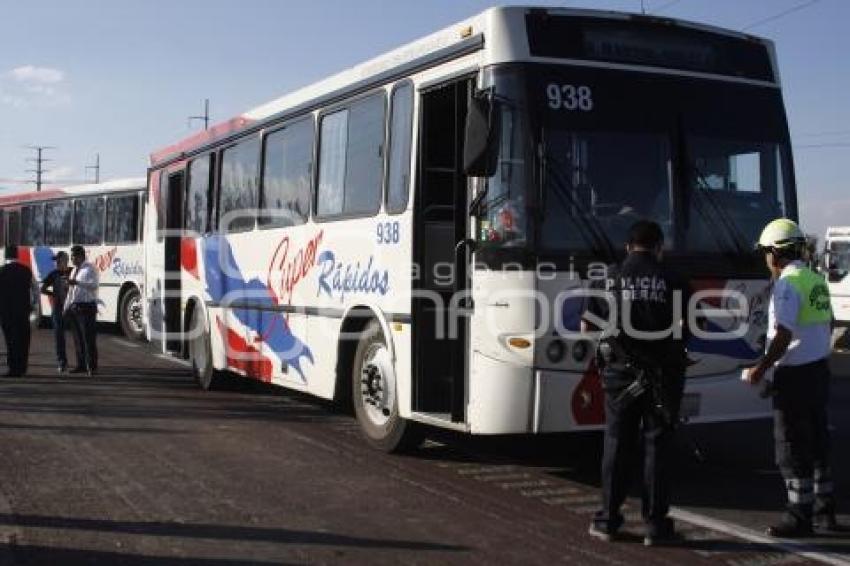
[[463, 92, 500, 177]]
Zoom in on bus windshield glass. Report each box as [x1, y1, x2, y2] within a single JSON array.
[[476, 64, 795, 260], [828, 242, 850, 271]]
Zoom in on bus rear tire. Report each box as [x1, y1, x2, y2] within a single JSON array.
[[189, 307, 223, 391], [119, 287, 145, 341], [352, 320, 423, 453]]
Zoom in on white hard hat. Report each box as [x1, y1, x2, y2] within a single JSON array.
[[757, 218, 805, 249]]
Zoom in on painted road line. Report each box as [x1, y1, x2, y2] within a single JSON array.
[[154, 353, 191, 367], [110, 337, 140, 349], [670, 507, 850, 566], [520, 486, 582, 497]]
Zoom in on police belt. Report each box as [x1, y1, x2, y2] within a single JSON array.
[[596, 338, 669, 375]]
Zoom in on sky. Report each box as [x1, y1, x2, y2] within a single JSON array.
[[0, 0, 847, 241]]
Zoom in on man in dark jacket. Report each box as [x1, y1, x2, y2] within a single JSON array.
[[40, 250, 72, 372], [0, 246, 36, 377]]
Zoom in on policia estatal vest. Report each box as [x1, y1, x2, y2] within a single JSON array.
[[582, 220, 690, 546], [744, 218, 840, 537]]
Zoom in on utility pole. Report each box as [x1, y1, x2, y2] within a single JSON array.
[[25, 145, 55, 192], [85, 153, 101, 184], [188, 98, 210, 130]]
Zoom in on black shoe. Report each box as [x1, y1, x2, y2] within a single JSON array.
[[3, 371, 22, 378], [588, 522, 617, 542], [766, 519, 813, 538], [57, 364, 67, 374], [644, 518, 682, 546], [69, 367, 87, 374]]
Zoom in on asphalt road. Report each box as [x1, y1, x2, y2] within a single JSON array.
[[0, 329, 848, 565]]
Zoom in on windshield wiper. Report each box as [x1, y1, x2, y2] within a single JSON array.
[[544, 149, 617, 262], [690, 165, 750, 256]]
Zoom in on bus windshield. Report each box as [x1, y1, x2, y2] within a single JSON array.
[[828, 242, 850, 272], [475, 64, 795, 263]]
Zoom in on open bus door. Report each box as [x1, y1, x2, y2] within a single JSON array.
[[412, 77, 474, 424], [163, 170, 186, 353]]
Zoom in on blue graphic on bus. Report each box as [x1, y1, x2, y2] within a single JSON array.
[[202, 236, 314, 381]]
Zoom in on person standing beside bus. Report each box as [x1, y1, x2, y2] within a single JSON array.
[[65, 245, 99, 375], [582, 220, 689, 546], [40, 251, 72, 373], [0, 245, 36, 377], [743, 219, 839, 537]]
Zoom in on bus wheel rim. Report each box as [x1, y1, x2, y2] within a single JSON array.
[[360, 343, 395, 428], [127, 294, 144, 335]]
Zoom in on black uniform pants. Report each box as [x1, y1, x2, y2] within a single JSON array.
[[68, 303, 98, 371], [1, 314, 31, 375], [594, 366, 685, 531], [773, 358, 833, 523]]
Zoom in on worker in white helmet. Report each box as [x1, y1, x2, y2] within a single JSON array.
[[743, 218, 839, 536]]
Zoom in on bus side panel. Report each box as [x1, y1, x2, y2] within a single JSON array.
[[96, 242, 145, 324], [468, 270, 536, 434], [144, 174, 166, 345]]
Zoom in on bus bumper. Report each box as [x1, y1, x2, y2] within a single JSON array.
[[532, 369, 773, 433], [468, 351, 773, 434]]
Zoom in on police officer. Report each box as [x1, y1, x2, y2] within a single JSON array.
[[743, 218, 839, 537], [583, 220, 689, 546]]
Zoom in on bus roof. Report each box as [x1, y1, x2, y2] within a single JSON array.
[[0, 177, 146, 208], [149, 5, 777, 169]]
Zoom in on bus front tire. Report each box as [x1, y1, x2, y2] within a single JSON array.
[[352, 320, 423, 453], [189, 308, 223, 391], [119, 287, 145, 341]]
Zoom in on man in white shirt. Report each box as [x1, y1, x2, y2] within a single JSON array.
[[744, 219, 837, 537], [65, 245, 99, 375]]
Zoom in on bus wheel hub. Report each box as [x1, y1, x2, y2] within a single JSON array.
[[360, 345, 395, 426]]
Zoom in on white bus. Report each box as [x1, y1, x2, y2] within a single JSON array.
[[145, 6, 796, 450], [824, 227, 850, 325], [0, 178, 147, 340]]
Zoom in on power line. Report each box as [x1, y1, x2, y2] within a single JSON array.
[[188, 98, 210, 130], [742, 0, 822, 31], [24, 145, 55, 192], [793, 142, 850, 149], [85, 153, 101, 184]]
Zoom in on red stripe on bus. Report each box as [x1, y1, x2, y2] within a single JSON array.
[[216, 317, 273, 382]]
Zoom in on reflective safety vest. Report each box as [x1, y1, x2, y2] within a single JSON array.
[[780, 265, 833, 326]]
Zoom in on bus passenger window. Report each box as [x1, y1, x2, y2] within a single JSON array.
[[260, 119, 314, 227], [106, 195, 140, 243], [186, 155, 212, 234], [21, 205, 44, 246], [218, 138, 260, 232], [317, 92, 385, 218], [45, 200, 72, 245], [317, 110, 348, 216], [6, 211, 20, 246], [387, 84, 413, 214], [73, 197, 105, 245]]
